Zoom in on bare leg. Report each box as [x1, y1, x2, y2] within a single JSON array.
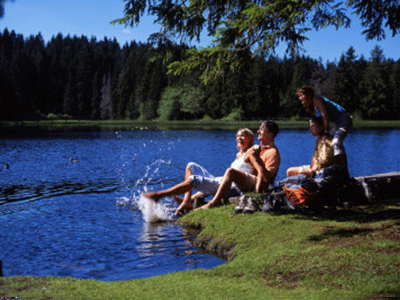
[[174, 192, 207, 215], [197, 168, 248, 210], [173, 192, 207, 204], [173, 164, 196, 214], [287, 166, 311, 177], [143, 179, 194, 203], [287, 166, 301, 177]]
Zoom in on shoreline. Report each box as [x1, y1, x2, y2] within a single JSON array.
[[1, 119, 400, 138]]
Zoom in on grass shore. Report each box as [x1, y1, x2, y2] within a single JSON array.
[[1, 119, 400, 136], [1, 198, 399, 299]]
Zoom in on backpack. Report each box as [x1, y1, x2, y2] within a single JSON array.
[[314, 165, 350, 206], [277, 174, 318, 208]]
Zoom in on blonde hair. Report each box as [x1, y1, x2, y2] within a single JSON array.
[[237, 128, 254, 149]]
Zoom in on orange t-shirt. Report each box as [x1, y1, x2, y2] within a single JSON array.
[[260, 141, 281, 182]]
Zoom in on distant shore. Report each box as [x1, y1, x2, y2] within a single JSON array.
[[1, 119, 400, 137]]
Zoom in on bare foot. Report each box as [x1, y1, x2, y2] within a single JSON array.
[[175, 201, 193, 215], [195, 201, 218, 210], [172, 195, 184, 204], [143, 192, 161, 203]]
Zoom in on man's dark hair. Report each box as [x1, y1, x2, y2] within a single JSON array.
[[262, 120, 279, 138], [296, 85, 315, 99]]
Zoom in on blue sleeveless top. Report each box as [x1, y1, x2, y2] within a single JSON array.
[[315, 97, 346, 122]]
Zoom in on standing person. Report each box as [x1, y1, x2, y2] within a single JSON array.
[[296, 85, 352, 156], [197, 120, 281, 210], [286, 116, 348, 178], [143, 128, 256, 215]]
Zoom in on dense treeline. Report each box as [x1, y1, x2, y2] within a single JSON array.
[[1, 28, 399, 121]]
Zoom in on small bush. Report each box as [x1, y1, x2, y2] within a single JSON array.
[[201, 115, 213, 121], [47, 113, 58, 120], [222, 108, 244, 121]]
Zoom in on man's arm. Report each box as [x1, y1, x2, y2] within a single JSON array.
[[247, 148, 278, 193], [314, 97, 330, 133]]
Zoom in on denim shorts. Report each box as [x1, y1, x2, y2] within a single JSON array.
[[332, 113, 352, 155]]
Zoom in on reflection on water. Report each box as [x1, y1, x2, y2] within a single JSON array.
[[0, 129, 399, 280]]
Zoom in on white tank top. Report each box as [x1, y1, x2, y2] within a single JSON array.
[[230, 155, 255, 174]]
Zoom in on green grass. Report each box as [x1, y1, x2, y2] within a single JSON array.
[[1, 198, 399, 299]]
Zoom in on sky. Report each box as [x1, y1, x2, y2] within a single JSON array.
[[1, 0, 399, 63]]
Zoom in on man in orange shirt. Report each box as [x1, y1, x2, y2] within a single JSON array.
[[197, 120, 281, 211]]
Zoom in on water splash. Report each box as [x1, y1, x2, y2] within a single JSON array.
[[139, 194, 173, 223], [116, 194, 175, 223]]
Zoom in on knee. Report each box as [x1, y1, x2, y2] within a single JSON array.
[[224, 167, 240, 180], [225, 167, 235, 176], [186, 176, 194, 188], [186, 162, 194, 172], [286, 167, 297, 177]]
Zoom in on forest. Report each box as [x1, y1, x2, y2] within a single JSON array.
[[1, 28, 399, 122]]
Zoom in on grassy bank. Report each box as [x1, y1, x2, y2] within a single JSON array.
[[1, 198, 399, 299], [1, 119, 400, 136]]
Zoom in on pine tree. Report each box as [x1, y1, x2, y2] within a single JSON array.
[[330, 47, 361, 114], [360, 46, 391, 119]]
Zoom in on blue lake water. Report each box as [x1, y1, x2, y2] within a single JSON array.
[[1, 128, 399, 280]]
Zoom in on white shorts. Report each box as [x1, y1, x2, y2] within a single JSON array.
[[187, 162, 241, 198]]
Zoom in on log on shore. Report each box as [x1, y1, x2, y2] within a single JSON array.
[[354, 172, 400, 201]]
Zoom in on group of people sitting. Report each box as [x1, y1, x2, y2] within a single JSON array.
[[144, 85, 353, 215]]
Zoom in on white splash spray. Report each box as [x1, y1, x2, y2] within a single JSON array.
[[116, 193, 175, 223], [138, 193, 174, 223]]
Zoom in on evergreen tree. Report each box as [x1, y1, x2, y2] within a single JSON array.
[[1, 28, 399, 121], [248, 55, 282, 119], [280, 56, 317, 118], [389, 59, 400, 119], [330, 47, 361, 114], [46, 33, 69, 115], [360, 46, 391, 119], [310, 59, 336, 100]]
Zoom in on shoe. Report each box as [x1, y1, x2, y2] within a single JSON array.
[[272, 191, 285, 209], [243, 197, 259, 214], [262, 194, 273, 212], [234, 194, 248, 214]]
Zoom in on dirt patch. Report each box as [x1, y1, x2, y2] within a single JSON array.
[[363, 291, 400, 299], [309, 221, 400, 250], [263, 271, 305, 289]]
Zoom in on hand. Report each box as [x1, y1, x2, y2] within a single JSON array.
[[321, 133, 331, 141], [248, 145, 261, 156]]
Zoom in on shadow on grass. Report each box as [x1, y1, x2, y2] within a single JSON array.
[[271, 198, 400, 243], [275, 198, 400, 224], [307, 227, 374, 242]]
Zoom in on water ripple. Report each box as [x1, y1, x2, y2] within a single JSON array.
[[0, 180, 119, 207]]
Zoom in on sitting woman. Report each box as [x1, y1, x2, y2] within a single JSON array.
[[143, 128, 256, 215], [286, 116, 348, 178]]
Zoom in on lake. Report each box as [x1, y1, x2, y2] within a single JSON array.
[[1, 128, 399, 280]]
